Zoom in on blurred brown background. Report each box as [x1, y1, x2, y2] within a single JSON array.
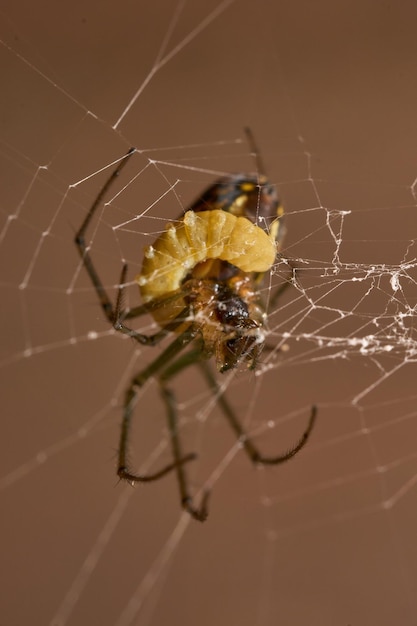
[[2, 1, 417, 625]]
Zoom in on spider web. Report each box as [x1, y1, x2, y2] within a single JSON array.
[[2, 1, 417, 625]]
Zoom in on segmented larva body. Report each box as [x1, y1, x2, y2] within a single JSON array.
[[136, 209, 277, 304]]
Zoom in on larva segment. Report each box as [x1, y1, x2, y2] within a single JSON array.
[[136, 210, 277, 303]]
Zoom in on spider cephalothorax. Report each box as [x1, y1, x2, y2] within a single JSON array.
[[182, 269, 265, 372]]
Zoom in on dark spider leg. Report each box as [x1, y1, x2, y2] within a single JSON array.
[[74, 148, 170, 346], [244, 127, 267, 180], [267, 274, 293, 309], [261, 260, 297, 311], [199, 361, 317, 465], [75, 149, 134, 322], [261, 264, 298, 353], [108, 263, 169, 345], [117, 324, 201, 485], [160, 385, 209, 522], [112, 264, 193, 345], [158, 342, 211, 521]]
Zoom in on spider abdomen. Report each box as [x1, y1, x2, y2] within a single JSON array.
[[137, 209, 276, 303]]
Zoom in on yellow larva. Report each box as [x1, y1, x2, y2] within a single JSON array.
[[136, 209, 277, 303]]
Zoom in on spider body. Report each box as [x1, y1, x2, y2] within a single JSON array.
[[75, 135, 316, 522], [137, 174, 284, 372], [137, 208, 276, 371]]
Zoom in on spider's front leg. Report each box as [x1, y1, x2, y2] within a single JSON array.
[[74, 149, 163, 345], [74, 149, 185, 347]]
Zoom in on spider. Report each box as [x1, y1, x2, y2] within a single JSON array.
[[75, 129, 316, 522]]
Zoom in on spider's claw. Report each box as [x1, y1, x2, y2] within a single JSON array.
[[182, 489, 210, 522], [117, 451, 197, 484]]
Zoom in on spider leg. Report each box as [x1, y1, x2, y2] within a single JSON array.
[[74, 148, 170, 346], [199, 361, 317, 465], [156, 342, 211, 521], [260, 262, 299, 353], [261, 259, 298, 310], [120, 339, 210, 521], [111, 263, 183, 345], [74, 149, 134, 321], [267, 273, 293, 309], [117, 326, 205, 493], [160, 385, 209, 522]]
